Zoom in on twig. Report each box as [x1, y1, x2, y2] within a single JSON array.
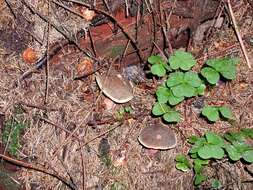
[[4, 0, 16, 18], [153, 41, 167, 60], [76, 123, 122, 151], [135, 3, 140, 42], [88, 28, 98, 57], [149, 11, 157, 56], [125, 0, 129, 17], [52, 0, 86, 19], [63, 0, 144, 64], [44, 0, 52, 105], [226, 0, 251, 69], [102, 0, 111, 13], [19, 0, 99, 81], [21, 0, 72, 43], [0, 154, 77, 190], [39, 117, 85, 143], [120, 39, 131, 68], [205, 1, 224, 39]]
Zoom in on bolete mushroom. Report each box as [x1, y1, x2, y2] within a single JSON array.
[[138, 124, 177, 150], [95, 73, 133, 103]]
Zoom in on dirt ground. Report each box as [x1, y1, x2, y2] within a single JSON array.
[[0, 0, 253, 190]]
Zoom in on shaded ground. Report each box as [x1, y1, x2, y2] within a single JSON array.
[[0, 0, 253, 190]]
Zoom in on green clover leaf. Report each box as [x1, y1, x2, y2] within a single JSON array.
[[219, 106, 233, 119], [224, 131, 245, 143], [196, 84, 206, 96], [171, 83, 196, 98], [198, 144, 225, 159], [151, 64, 166, 77], [163, 111, 181, 122], [242, 150, 253, 163], [240, 128, 253, 139], [220, 64, 236, 80], [201, 67, 220, 84], [232, 141, 252, 154], [206, 132, 224, 147], [206, 57, 238, 80], [184, 71, 202, 87], [193, 158, 209, 174], [175, 154, 192, 172], [169, 50, 196, 71], [194, 174, 207, 186], [225, 144, 241, 161], [168, 93, 184, 105], [148, 55, 164, 64], [202, 105, 219, 122], [152, 102, 171, 116], [156, 86, 171, 103], [188, 135, 200, 144], [189, 137, 206, 154], [166, 72, 184, 87], [212, 179, 222, 189]]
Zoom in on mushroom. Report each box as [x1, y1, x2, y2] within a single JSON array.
[[138, 124, 177, 150], [95, 72, 133, 103]]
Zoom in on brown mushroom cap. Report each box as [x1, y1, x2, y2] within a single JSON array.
[[138, 124, 177, 150], [95, 73, 133, 103]]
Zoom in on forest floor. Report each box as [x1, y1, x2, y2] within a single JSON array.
[[0, 0, 253, 190]]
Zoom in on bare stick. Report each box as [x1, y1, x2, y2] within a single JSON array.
[[227, 0, 251, 69], [125, 0, 129, 17], [0, 154, 77, 190], [44, 0, 52, 105], [4, 0, 16, 18], [62, 0, 144, 63]]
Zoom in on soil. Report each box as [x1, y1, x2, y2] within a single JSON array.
[[0, 0, 253, 190]]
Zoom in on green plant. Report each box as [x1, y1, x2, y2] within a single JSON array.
[[148, 55, 171, 77], [2, 119, 28, 157], [152, 102, 181, 122], [201, 105, 233, 122], [148, 51, 208, 123], [100, 154, 113, 168], [169, 50, 196, 71], [115, 106, 134, 120], [175, 129, 253, 186], [166, 71, 205, 98], [211, 179, 222, 189], [175, 154, 192, 171], [148, 51, 239, 123], [201, 57, 239, 84], [110, 181, 127, 190]]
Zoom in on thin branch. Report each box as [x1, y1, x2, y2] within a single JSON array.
[[39, 117, 85, 143], [4, 0, 17, 19], [88, 28, 98, 57], [44, 0, 52, 105], [226, 0, 251, 69], [0, 154, 77, 190], [19, 0, 100, 81], [62, 0, 144, 63], [52, 0, 86, 19], [102, 0, 111, 13], [76, 123, 122, 151]]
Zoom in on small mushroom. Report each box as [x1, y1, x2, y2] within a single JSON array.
[[138, 124, 177, 150], [95, 73, 133, 103]]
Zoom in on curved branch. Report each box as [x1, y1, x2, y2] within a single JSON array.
[[62, 0, 145, 64], [0, 154, 77, 190]]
